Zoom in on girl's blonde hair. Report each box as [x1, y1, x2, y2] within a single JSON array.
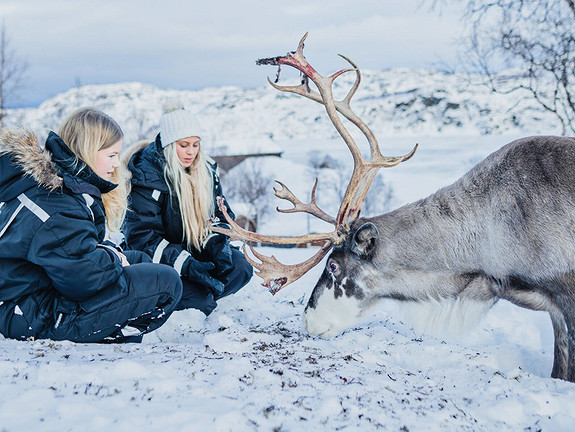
[[58, 108, 128, 232], [163, 142, 214, 250]]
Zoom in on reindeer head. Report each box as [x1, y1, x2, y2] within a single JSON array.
[[304, 222, 386, 337], [213, 34, 416, 335]]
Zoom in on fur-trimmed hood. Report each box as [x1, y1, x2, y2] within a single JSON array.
[[121, 138, 151, 169], [125, 134, 169, 192], [1, 130, 62, 185], [0, 129, 62, 201]]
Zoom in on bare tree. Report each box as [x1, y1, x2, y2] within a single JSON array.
[[73, 77, 83, 108], [306, 150, 394, 217], [363, 174, 394, 217], [306, 150, 351, 217], [432, 0, 575, 135], [306, 150, 341, 175], [131, 106, 156, 142], [222, 158, 275, 225], [0, 24, 28, 127]]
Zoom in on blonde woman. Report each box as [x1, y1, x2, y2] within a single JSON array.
[[0, 108, 182, 342], [125, 105, 252, 315]]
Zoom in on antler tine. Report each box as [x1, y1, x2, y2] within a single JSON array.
[[339, 55, 361, 106], [244, 241, 332, 295], [211, 197, 342, 245], [338, 143, 418, 226], [268, 77, 322, 102], [266, 41, 366, 168], [333, 54, 384, 160], [327, 67, 357, 83], [274, 179, 336, 224], [296, 32, 308, 55], [371, 143, 419, 167], [265, 54, 377, 164]]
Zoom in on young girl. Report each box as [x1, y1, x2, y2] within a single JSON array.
[[0, 108, 182, 342], [125, 104, 252, 315]]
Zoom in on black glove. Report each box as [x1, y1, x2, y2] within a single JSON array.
[[203, 234, 234, 281], [182, 256, 225, 297]]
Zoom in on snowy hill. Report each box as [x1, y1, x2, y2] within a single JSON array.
[[6, 68, 561, 151]]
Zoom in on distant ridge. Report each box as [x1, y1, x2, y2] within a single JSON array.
[[5, 68, 561, 148]]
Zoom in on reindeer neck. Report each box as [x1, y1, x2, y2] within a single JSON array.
[[372, 185, 486, 272]]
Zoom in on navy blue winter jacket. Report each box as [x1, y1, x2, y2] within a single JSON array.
[[0, 130, 127, 321], [125, 135, 234, 275]]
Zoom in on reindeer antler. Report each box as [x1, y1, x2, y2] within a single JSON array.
[[213, 33, 417, 294]]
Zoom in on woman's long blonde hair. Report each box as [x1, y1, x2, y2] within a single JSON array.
[[58, 108, 128, 232], [163, 142, 214, 250]]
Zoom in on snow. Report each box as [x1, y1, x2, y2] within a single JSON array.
[[2, 72, 575, 431], [2, 281, 574, 431]]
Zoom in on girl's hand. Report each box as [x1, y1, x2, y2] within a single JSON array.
[[98, 244, 130, 266]]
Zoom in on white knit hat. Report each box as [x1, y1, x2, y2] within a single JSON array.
[[160, 101, 202, 148]]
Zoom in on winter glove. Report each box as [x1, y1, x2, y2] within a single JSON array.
[[203, 234, 234, 281], [182, 256, 225, 297]]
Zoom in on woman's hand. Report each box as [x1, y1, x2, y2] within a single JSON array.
[[183, 258, 225, 296], [203, 234, 233, 279], [118, 251, 130, 267]]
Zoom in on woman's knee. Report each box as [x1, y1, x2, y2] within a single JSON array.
[[236, 256, 254, 285], [232, 249, 253, 281]]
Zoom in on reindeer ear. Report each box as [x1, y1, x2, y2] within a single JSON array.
[[351, 222, 379, 259]]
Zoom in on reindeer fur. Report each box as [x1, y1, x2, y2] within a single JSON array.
[[303, 135, 575, 381]]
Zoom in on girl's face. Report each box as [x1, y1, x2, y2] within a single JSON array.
[[95, 139, 122, 180], [176, 136, 200, 168]]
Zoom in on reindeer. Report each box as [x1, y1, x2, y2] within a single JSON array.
[[213, 34, 575, 382]]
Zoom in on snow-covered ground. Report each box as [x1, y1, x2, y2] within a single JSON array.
[[2, 131, 575, 431]]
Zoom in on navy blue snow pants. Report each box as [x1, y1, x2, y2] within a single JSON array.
[[0, 251, 183, 343]]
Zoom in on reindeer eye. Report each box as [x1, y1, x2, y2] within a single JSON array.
[[328, 261, 339, 274]]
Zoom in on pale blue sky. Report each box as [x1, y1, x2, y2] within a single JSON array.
[[1, 0, 465, 107]]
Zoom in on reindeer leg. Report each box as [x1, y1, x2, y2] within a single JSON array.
[[550, 310, 568, 380], [497, 277, 568, 380], [546, 284, 575, 382], [559, 300, 575, 382]]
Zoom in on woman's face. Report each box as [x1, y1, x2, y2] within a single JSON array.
[[94, 139, 122, 180], [176, 136, 200, 168]]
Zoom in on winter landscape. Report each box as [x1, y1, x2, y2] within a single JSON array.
[[2, 68, 575, 432]]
